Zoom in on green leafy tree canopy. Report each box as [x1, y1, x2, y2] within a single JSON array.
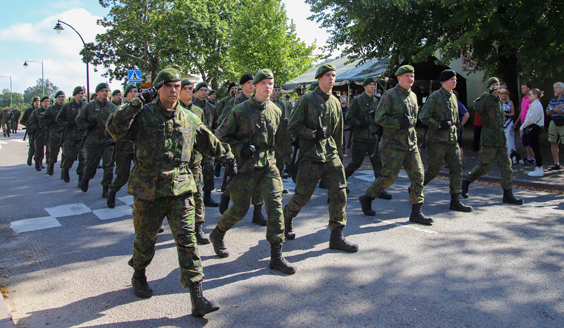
[[22, 79, 59, 103]]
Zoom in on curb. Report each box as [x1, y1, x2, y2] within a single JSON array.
[[0, 299, 15, 328]]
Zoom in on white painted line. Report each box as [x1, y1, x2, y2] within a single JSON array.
[[117, 195, 134, 206], [11, 217, 61, 233], [45, 203, 91, 217], [0, 141, 7, 144], [93, 205, 132, 220], [11, 139, 27, 143]]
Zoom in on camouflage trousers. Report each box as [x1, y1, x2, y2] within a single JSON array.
[[83, 143, 114, 186], [33, 132, 47, 163], [366, 148, 424, 204], [1, 122, 9, 134], [424, 142, 462, 194], [275, 150, 285, 176], [467, 145, 513, 189], [190, 162, 205, 224], [284, 157, 347, 231], [109, 151, 134, 192], [202, 156, 215, 192], [223, 178, 263, 206], [129, 194, 204, 288], [11, 121, 18, 131], [27, 132, 35, 158], [217, 164, 284, 244], [45, 138, 61, 165], [61, 138, 85, 175], [344, 139, 382, 180]]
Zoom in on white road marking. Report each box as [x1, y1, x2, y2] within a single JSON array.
[[11, 139, 27, 143], [45, 203, 91, 217], [0, 141, 7, 144], [117, 195, 134, 206], [11, 216, 62, 233], [93, 205, 132, 220]]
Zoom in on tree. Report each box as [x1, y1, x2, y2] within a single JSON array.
[[22, 79, 59, 103], [1, 89, 25, 111]]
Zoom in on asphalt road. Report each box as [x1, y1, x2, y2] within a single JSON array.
[[1, 131, 564, 328]]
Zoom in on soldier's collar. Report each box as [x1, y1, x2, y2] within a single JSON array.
[[396, 84, 411, 94], [179, 99, 192, 109], [249, 96, 267, 110], [314, 87, 331, 99], [95, 99, 108, 107], [440, 87, 453, 95]]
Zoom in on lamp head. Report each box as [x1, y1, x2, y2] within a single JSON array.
[[23, 61, 28, 68], [54, 21, 64, 34]]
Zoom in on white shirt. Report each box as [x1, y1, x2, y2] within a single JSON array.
[[521, 99, 544, 130]]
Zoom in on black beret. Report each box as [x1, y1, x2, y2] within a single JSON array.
[[439, 69, 457, 82], [240, 73, 254, 85], [227, 82, 237, 90]]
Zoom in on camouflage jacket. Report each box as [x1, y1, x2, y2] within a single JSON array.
[[474, 92, 506, 147], [57, 99, 85, 140], [20, 106, 38, 126], [375, 84, 419, 151], [346, 92, 379, 142], [419, 87, 460, 145], [105, 102, 134, 155], [288, 88, 343, 162], [218, 93, 250, 125], [27, 107, 48, 140], [193, 97, 217, 131], [179, 99, 204, 166], [216, 96, 292, 174], [76, 99, 116, 146], [215, 95, 234, 122], [0, 109, 12, 123], [111, 100, 121, 107], [11, 110, 21, 123], [108, 98, 234, 201], [283, 100, 293, 119], [40, 103, 64, 140]]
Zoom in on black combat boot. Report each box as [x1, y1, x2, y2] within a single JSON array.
[[195, 222, 210, 244], [35, 160, 41, 171], [450, 194, 472, 212], [378, 190, 392, 200], [107, 190, 116, 208], [60, 169, 64, 179], [461, 178, 471, 198], [214, 161, 222, 177], [204, 191, 219, 207], [409, 203, 434, 225], [80, 178, 89, 192], [27, 154, 33, 166], [219, 193, 230, 214], [252, 205, 267, 226], [209, 226, 229, 258], [270, 242, 296, 274], [102, 186, 109, 198], [62, 169, 70, 183], [131, 268, 153, 298], [358, 194, 376, 216], [284, 214, 295, 240], [78, 174, 83, 188], [329, 227, 359, 252], [41, 162, 45, 169], [47, 163, 54, 176], [318, 180, 326, 189], [502, 189, 524, 205], [189, 281, 220, 317]]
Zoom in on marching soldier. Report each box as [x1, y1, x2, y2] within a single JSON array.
[[57, 86, 86, 184], [207, 89, 218, 106], [20, 97, 41, 166], [111, 90, 122, 106], [27, 96, 50, 170], [215, 82, 237, 120], [40, 90, 65, 176], [11, 107, 21, 134], [1, 106, 12, 137]]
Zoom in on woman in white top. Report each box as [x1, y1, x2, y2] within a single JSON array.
[[520, 88, 545, 176], [499, 89, 515, 155]]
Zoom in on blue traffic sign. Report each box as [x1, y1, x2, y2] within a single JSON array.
[[128, 70, 142, 83]]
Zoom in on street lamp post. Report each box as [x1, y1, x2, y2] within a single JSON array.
[[23, 60, 44, 96], [53, 20, 90, 97], [0, 76, 12, 108]]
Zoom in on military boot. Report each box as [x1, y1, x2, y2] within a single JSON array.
[[461, 179, 471, 198], [189, 281, 220, 317], [209, 226, 229, 258], [62, 169, 70, 183], [358, 194, 376, 216], [329, 227, 358, 252], [107, 190, 116, 208], [450, 194, 472, 212], [80, 178, 89, 192], [378, 190, 392, 200], [195, 222, 210, 244], [131, 268, 153, 298], [214, 162, 222, 177], [409, 203, 434, 225], [204, 191, 219, 207], [318, 180, 326, 189], [270, 242, 296, 274], [284, 214, 295, 240], [102, 186, 109, 198], [252, 205, 267, 226], [78, 174, 83, 188], [502, 189, 524, 205], [47, 163, 54, 176], [41, 162, 45, 169], [219, 193, 230, 214], [27, 154, 33, 166], [35, 160, 41, 171], [60, 169, 64, 179]]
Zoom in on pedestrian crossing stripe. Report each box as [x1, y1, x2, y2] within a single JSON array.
[[11, 217, 61, 233]]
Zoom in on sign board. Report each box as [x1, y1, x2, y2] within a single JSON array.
[[128, 70, 142, 83]]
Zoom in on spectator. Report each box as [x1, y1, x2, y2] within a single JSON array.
[[376, 88, 383, 100], [546, 82, 564, 171], [473, 112, 482, 151], [340, 96, 352, 156], [454, 90, 470, 163], [520, 88, 545, 176], [513, 82, 535, 164], [499, 88, 516, 155]]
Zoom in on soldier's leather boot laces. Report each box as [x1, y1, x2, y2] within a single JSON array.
[[219, 193, 229, 214], [284, 215, 295, 240], [359, 194, 376, 216], [450, 194, 473, 212], [189, 281, 220, 317], [209, 227, 229, 257], [502, 189, 524, 205], [195, 222, 210, 244], [409, 204, 434, 225], [270, 242, 296, 274], [131, 269, 153, 299], [252, 205, 267, 226], [329, 227, 359, 253]]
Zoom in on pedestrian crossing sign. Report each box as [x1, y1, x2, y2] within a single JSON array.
[[128, 70, 142, 83]]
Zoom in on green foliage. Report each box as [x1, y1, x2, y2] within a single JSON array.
[[1, 89, 25, 112], [22, 79, 59, 103]]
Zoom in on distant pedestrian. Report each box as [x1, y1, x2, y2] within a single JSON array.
[[513, 83, 535, 164], [546, 82, 564, 171], [520, 88, 545, 177], [453, 90, 469, 163], [499, 88, 516, 155]]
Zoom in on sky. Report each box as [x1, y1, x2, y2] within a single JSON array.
[[0, 0, 330, 97]]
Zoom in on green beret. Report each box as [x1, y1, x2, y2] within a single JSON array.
[[315, 63, 336, 79], [181, 79, 192, 89], [395, 65, 415, 76], [252, 69, 274, 84], [274, 83, 280, 89], [112, 89, 121, 96], [95, 83, 109, 93], [309, 81, 318, 91], [124, 84, 137, 96], [194, 82, 207, 92], [208, 89, 216, 95], [153, 68, 182, 86], [72, 86, 84, 96], [32, 96, 40, 102], [362, 77, 375, 86], [486, 77, 500, 87], [54, 90, 65, 98], [40, 96, 49, 102]]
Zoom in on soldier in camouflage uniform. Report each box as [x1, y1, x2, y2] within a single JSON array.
[[11, 107, 20, 133], [20, 97, 40, 166], [1, 106, 13, 137], [283, 94, 293, 120], [108, 68, 235, 317], [344, 77, 391, 199], [111, 90, 122, 107], [76, 83, 116, 198], [193, 82, 219, 207], [284, 63, 358, 252], [207, 89, 218, 107], [210, 69, 296, 274], [107, 85, 137, 209], [57, 86, 86, 184], [40, 90, 65, 176], [271, 83, 290, 184], [358, 65, 433, 224], [27, 97, 50, 170], [215, 82, 237, 121], [462, 77, 523, 205], [419, 69, 472, 212]]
